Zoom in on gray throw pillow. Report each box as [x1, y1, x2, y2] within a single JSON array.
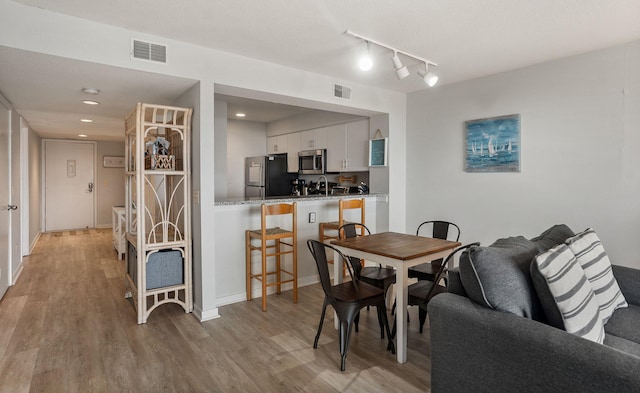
[[459, 236, 545, 320], [531, 224, 575, 252], [531, 260, 565, 329]]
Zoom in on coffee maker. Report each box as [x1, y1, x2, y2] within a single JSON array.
[[291, 179, 305, 196]]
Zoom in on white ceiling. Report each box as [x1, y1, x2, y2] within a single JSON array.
[[3, 0, 640, 140]]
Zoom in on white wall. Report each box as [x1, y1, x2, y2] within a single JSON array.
[[214, 100, 228, 200], [226, 119, 267, 198], [406, 40, 640, 268], [266, 111, 365, 136], [96, 141, 125, 227], [27, 126, 40, 251]]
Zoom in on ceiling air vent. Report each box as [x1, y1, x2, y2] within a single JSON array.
[[132, 39, 167, 63], [334, 84, 351, 100]]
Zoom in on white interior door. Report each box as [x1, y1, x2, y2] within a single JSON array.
[[11, 113, 22, 280], [44, 140, 95, 231], [0, 100, 11, 298]]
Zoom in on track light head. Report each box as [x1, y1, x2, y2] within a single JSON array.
[[391, 52, 410, 80], [418, 63, 439, 87], [358, 41, 373, 71]]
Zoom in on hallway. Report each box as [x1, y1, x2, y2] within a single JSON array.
[[0, 229, 430, 392]]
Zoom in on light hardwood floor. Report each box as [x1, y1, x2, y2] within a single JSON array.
[[0, 229, 432, 392]]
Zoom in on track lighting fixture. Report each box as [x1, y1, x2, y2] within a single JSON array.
[[358, 41, 373, 71], [391, 51, 410, 80], [346, 30, 438, 87], [418, 63, 439, 87]]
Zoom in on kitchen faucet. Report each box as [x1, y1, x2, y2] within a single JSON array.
[[318, 175, 329, 197]]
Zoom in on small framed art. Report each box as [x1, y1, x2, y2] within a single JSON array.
[[465, 114, 520, 173], [369, 138, 388, 167]]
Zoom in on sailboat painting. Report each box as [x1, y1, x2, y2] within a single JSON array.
[[465, 114, 521, 172]]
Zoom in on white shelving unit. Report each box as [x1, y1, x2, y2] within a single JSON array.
[[112, 206, 126, 259], [124, 103, 193, 324]]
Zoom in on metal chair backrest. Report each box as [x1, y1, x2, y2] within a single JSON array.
[[307, 239, 360, 299], [416, 220, 461, 242], [338, 223, 371, 240], [337, 223, 371, 275], [423, 242, 480, 301]]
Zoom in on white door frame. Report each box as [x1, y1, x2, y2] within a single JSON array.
[[20, 119, 29, 258], [41, 139, 97, 232], [0, 94, 12, 297]]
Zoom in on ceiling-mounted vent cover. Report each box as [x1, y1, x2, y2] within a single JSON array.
[[334, 84, 351, 100], [132, 39, 167, 63]]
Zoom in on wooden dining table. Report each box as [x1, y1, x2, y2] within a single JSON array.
[[331, 231, 461, 364]]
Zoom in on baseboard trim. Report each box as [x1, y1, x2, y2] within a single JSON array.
[[194, 304, 220, 322], [12, 263, 23, 285], [215, 274, 320, 307], [29, 232, 41, 254]]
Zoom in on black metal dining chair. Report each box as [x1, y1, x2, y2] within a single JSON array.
[[392, 242, 480, 337], [392, 220, 461, 316], [338, 223, 396, 338], [307, 239, 395, 371], [408, 220, 461, 282]]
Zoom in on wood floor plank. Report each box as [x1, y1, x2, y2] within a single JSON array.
[[0, 348, 38, 393], [0, 228, 433, 392], [0, 295, 28, 358]]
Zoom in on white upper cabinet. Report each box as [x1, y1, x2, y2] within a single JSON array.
[[325, 124, 347, 172], [299, 128, 327, 150], [325, 119, 370, 172], [267, 134, 288, 154], [345, 119, 370, 172], [286, 133, 300, 173]]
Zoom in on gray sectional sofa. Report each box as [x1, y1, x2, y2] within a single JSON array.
[[428, 225, 640, 393]]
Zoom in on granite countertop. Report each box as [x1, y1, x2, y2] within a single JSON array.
[[215, 193, 386, 206]]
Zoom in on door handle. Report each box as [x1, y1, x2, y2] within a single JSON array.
[[6, 205, 17, 210], [88, 182, 94, 193]]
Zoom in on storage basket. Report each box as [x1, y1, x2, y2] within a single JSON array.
[[145, 154, 175, 170]]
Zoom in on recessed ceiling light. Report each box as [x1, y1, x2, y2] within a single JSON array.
[[80, 119, 93, 123], [78, 134, 88, 138], [83, 100, 100, 105], [236, 113, 246, 117], [82, 88, 100, 95]]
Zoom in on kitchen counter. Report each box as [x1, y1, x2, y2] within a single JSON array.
[[215, 193, 386, 206], [212, 193, 389, 307]]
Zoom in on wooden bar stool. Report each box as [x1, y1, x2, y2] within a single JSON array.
[[246, 202, 298, 311], [318, 198, 365, 265]]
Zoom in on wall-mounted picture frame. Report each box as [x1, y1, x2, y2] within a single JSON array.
[[369, 137, 388, 167], [465, 114, 521, 173], [103, 156, 125, 168]]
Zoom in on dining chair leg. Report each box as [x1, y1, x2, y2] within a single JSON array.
[[338, 318, 355, 372], [379, 302, 395, 354], [354, 311, 360, 332], [245, 231, 252, 301], [261, 239, 267, 312], [376, 307, 385, 339], [336, 304, 360, 372], [314, 298, 329, 348], [275, 239, 282, 294], [292, 240, 298, 303], [418, 307, 427, 333]]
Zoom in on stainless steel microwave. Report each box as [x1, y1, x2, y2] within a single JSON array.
[[298, 149, 326, 174]]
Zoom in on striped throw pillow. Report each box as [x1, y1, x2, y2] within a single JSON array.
[[534, 243, 604, 343], [566, 228, 627, 324]]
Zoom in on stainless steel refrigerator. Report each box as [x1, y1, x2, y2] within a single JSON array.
[[245, 154, 297, 198]]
